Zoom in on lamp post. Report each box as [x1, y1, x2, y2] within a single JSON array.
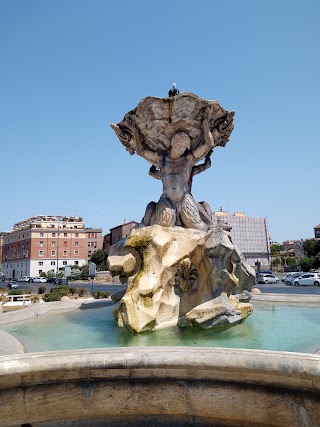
[[55, 217, 63, 280]]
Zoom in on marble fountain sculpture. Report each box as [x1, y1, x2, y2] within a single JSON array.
[[110, 92, 256, 332], [0, 92, 320, 427]]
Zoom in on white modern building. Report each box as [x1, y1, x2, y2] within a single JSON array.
[[212, 211, 271, 269]]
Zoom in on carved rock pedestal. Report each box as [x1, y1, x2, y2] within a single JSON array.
[[109, 225, 255, 333]]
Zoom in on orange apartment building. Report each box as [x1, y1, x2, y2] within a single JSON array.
[[1, 215, 89, 279]]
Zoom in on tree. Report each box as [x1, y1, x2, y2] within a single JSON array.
[[271, 244, 284, 255], [90, 249, 108, 266], [71, 268, 81, 280], [299, 257, 315, 272], [303, 239, 319, 258], [81, 265, 89, 280]]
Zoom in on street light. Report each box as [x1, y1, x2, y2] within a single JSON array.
[[55, 217, 63, 280]]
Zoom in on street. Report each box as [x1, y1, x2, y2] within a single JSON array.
[[10, 273, 320, 296], [254, 272, 320, 295], [10, 281, 127, 296]]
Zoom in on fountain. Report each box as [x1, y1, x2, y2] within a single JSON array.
[[0, 91, 319, 426], [109, 92, 256, 332]]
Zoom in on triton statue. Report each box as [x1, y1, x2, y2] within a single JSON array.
[[109, 92, 255, 333]]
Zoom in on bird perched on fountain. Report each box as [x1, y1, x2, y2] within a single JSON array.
[[168, 83, 180, 97]]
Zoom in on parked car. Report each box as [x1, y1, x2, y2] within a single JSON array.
[[293, 273, 320, 286], [33, 277, 47, 283], [22, 276, 34, 282], [54, 278, 68, 286], [283, 272, 303, 286], [8, 281, 19, 289], [0, 275, 5, 282], [46, 277, 57, 283], [257, 274, 280, 284]]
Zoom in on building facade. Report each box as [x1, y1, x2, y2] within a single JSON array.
[[86, 228, 103, 262], [1, 216, 87, 279], [314, 224, 320, 239], [109, 220, 138, 245], [211, 211, 271, 269]]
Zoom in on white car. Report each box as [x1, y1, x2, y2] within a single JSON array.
[[283, 272, 304, 286], [257, 274, 280, 284], [293, 273, 320, 286], [33, 277, 47, 283]]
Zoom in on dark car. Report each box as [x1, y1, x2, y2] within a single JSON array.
[[46, 277, 57, 283], [8, 281, 19, 289], [54, 278, 68, 286], [0, 276, 5, 283]]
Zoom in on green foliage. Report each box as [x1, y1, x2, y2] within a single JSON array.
[[271, 244, 284, 255], [90, 249, 109, 266], [286, 257, 296, 266], [43, 286, 69, 302], [8, 290, 23, 295], [92, 291, 111, 299], [43, 293, 59, 302], [71, 268, 81, 280], [68, 287, 77, 295], [80, 265, 89, 280], [38, 286, 46, 294], [303, 239, 320, 258], [299, 257, 315, 272], [272, 258, 281, 266], [46, 270, 55, 278], [78, 288, 88, 297]]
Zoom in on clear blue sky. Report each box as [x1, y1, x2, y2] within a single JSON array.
[[1, 0, 319, 243]]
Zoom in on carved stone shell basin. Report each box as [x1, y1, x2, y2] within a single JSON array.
[[117, 92, 235, 154]]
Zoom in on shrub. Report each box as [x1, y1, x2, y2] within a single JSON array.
[[92, 291, 111, 299], [8, 290, 23, 295], [43, 293, 60, 302], [38, 286, 46, 294], [68, 287, 77, 295], [78, 288, 88, 297]]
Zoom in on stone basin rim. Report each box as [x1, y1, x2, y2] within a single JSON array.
[[0, 347, 319, 391]]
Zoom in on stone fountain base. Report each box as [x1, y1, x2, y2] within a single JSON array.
[[0, 347, 319, 426], [109, 225, 256, 332]]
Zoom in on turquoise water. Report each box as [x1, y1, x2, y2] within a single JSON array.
[[1, 301, 320, 353]]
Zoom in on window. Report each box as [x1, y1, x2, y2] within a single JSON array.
[[39, 241, 44, 247], [52, 233, 56, 237], [64, 233, 67, 238], [63, 241, 67, 247], [75, 233, 79, 237], [39, 270, 42, 275], [75, 241, 79, 247], [52, 242, 56, 247], [74, 261, 79, 265], [39, 250, 44, 256], [74, 250, 79, 256], [40, 232, 44, 237], [38, 261, 43, 266], [63, 261, 67, 265], [63, 250, 67, 256], [51, 261, 55, 266], [51, 250, 56, 256]]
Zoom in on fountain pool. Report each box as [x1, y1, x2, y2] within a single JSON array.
[[1, 299, 319, 353]]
